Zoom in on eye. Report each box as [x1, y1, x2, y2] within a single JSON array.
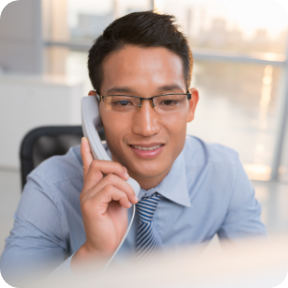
[[114, 100, 131, 106], [155, 94, 187, 110], [110, 97, 134, 107], [108, 96, 138, 111], [162, 100, 178, 106]]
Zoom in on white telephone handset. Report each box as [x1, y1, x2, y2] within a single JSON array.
[[81, 96, 141, 196], [81, 96, 140, 268]]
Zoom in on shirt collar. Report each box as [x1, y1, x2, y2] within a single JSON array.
[[137, 151, 191, 207], [105, 144, 191, 207]]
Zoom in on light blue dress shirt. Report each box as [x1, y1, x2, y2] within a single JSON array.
[[0, 136, 266, 285]]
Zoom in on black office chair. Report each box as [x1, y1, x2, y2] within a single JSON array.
[[19, 125, 105, 190]]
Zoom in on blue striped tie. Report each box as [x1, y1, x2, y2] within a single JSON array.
[[136, 192, 163, 258]]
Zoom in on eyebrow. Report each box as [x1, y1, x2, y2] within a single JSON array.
[[156, 85, 185, 93], [106, 87, 135, 95], [105, 84, 185, 95]]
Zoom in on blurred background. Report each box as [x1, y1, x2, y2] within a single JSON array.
[[0, 0, 288, 255]]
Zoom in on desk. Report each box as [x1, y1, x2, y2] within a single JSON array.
[[35, 235, 288, 288]]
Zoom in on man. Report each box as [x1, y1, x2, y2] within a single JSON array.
[[0, 11, 266, 285]]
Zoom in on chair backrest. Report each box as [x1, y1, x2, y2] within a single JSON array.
[[19, 125, 105, 190]]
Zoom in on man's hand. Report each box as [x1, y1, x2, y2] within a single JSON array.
[[71, 137, 138, 270]]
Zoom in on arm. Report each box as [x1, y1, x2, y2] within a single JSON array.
[[0, 138, 138, 285], [0, 174, 70, 286], [217, 160, 267, 240]]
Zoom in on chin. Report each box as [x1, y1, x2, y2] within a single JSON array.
[[131, 161, 170, 178]]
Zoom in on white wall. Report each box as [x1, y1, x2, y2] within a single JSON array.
[[0, 75, 84, 169]]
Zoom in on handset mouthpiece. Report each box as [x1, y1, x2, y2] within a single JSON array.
[[127, 177, 141, 197]]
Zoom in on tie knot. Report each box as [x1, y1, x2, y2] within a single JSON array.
[[136, 192, 161, 223]]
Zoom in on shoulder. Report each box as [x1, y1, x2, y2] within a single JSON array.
[[181, 137, 251, 217], [27, 145, 83, 188], [183, 135, 239, 168]]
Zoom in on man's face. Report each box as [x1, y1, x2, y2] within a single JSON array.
[[92, 45, 198, 189]]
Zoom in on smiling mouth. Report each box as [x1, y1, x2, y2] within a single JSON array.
[[131, 144, 163, 151], [129, 143, 165, 158], [130, 144, 164, 151]]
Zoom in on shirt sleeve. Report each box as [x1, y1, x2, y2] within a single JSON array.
[[217, 159, 267, 240], [0, 173, 74, 286]]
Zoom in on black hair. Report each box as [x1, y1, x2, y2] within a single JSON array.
[[88, 11, 193, 94]]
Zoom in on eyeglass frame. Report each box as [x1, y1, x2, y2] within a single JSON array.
[[96, 91, 191, 110]]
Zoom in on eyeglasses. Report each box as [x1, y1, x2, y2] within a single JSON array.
[[96, 92, 191, 114]]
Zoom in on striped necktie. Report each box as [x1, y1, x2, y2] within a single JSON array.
[[136, 192, 163, 259]]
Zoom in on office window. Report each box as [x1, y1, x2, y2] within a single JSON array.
[[189, 61, 283, 181], [68, 0, 151, 41], [160, 0, 288, 54]]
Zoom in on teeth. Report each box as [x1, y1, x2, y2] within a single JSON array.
[[133, 145, 161, 151]]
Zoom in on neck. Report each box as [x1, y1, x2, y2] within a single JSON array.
[[110, 154, 172, 191], [126, 166, 171, 191]]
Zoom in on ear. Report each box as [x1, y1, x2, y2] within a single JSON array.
[[88, 90, 97, 96], [187, 88, 199, 122]]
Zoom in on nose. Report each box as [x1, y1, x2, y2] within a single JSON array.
[[132, 98, 161, 137]]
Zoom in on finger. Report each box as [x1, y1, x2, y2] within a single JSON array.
[[84, 160, 129, 188], [94, 185, 132, 210], [96, 174, 138, 203], [82, 174, 138, 204], [81, 137, 94, 180], [82, 159, 130, 197], [84, 185, 132, 216]]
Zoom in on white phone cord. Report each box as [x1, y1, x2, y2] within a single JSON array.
[[102, 203, 136, 272]]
